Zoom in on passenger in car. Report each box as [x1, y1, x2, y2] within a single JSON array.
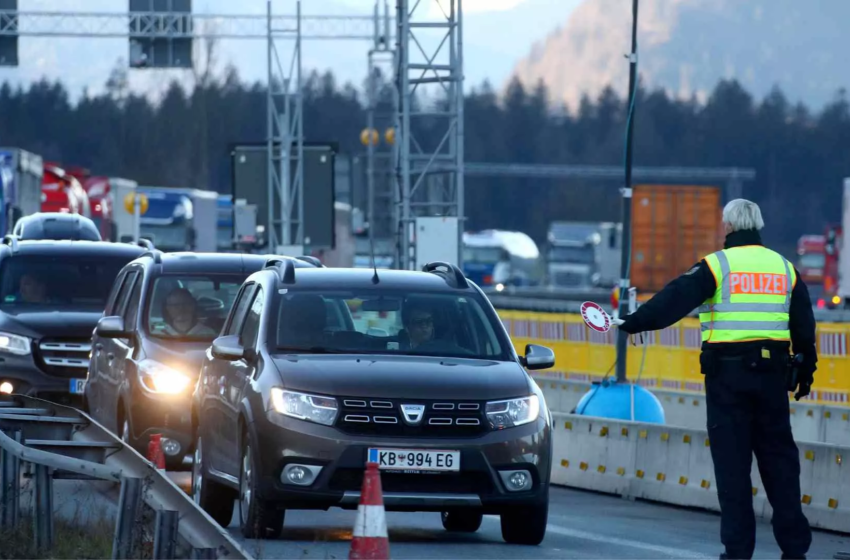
[[161, 287, 217, 336]]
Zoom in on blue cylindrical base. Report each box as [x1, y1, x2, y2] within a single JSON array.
[[575, 381, 666, 424]]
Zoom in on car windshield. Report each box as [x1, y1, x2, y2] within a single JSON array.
[[273, 289, 510, 360], [0, 255, 130, 309], [146, 274, 246, 341], [462, 246, 503, 264], [548, 245, 594, 264], [799, 253, 825, 269]]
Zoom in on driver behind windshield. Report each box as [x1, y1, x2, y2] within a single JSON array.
[[161, 287, 217, 336], [402, 298, 435, 349], [19, 273, 49, 303]]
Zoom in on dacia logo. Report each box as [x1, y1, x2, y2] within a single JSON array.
[[400, 404, 425, 426]]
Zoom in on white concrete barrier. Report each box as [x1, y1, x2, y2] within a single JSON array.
[[535, 376, 850, 447], [550, 412, 850, 534]]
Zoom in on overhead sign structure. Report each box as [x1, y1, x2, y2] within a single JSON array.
[[580, 301, 611, 333], [129, 0, 193, 69]]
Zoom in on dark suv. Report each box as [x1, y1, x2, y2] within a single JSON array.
[[85, 250, 320, 469], [0, 236, 148, 402], [191, 260, 555, 544]]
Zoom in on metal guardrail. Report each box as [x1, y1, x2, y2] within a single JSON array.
[[0, 394, 250, 559]]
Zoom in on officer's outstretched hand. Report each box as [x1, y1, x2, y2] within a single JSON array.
[[612, 318, 625, 327]]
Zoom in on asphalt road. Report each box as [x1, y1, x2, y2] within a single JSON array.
[[213, 486, 849, 559]]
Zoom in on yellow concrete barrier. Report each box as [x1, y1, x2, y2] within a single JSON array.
[[496, 309, 850, 406]]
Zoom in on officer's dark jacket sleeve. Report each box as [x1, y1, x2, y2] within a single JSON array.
[[789, 266, 818, 373], [620, 260, 717, 334]]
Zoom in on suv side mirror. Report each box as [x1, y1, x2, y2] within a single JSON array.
[[521, 344, 555, 370], [96, 316, 130, 338], [212, 335, 245, 361]]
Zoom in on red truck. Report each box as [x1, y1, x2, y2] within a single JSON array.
[[42, 162, 91, 220], [796, 234, 826, 285], [65, 167, 117, 242]]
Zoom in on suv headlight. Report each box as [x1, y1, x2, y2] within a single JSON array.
[[138, 359, 191, 394], [270, 388, 338, 426], [486, 395, 540, 429], [0, 332, 30, 356]]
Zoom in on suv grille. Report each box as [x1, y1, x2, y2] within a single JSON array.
[[336, 398, 488, 438], [35, 339, 91, 379], [329, 469, 495, 494]]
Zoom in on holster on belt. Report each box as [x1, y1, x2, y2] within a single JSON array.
[[786, 353, 805, 392]]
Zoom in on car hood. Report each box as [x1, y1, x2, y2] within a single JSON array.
[[0, 307, 103, 338], [270, 354, 531, 400], [143, 339, 212, 378]]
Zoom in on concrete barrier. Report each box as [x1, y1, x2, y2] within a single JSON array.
[[550, 412, 850, 534], [536, 375, 850, 447]]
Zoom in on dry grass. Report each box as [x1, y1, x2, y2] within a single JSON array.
[[0, 516, 115, 560]]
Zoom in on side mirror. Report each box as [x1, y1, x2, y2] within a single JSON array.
[[95, 316, 130, 338], [212, 335, 245, 361], [522, 344, 555, 371]]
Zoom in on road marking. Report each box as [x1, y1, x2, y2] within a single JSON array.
[[544, 524, 712, 558], [485, 517, 711, 558]]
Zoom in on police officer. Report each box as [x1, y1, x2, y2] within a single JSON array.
[[614, 199, 816, 560]]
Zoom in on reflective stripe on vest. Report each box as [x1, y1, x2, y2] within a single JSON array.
[[699, 246, 795, 343]]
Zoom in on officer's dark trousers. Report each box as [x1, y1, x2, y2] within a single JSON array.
[[705, 356, 812, 559]]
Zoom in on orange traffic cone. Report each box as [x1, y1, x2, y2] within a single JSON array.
[[349, 462, 389, 560], [148, 433, 165, 470]]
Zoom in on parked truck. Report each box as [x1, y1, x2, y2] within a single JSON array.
[[0, 147, 44, 234], [135, 186, 218, 252], [463, 229, 539, 288], [630, 184, 723, 295], [85, 176, 138, 243], [545, 221, 602, 288]]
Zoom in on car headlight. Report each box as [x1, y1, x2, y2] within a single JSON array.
[[270, 388, 338, 426], [138, 359, 191, 394], [486, 395, 540, 429], [0, 332, 30, 356]]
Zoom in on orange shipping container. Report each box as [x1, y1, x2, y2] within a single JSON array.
[[630, 184, 724, 294]]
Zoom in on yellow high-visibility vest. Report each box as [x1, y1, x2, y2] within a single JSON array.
[[699, 245, 796, 343]]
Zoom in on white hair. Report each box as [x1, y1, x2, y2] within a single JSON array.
[[722, 199, 764, 232]]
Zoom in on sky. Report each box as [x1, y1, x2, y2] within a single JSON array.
[[0, 0, 580, 102]]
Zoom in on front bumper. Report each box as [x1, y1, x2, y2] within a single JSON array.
[[250, 410, 552, 514], [128, 383, 194, 459], [0, 352, 87, 403]]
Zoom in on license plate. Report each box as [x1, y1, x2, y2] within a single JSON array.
[[69, 379, 86, 394], [368, 448, 460, 472]]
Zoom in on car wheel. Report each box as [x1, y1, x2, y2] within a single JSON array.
[[500, 500, 548, 545], [191, 433, 236, 527], [238, 437, 284, 539], [441, 510, 483, 533]]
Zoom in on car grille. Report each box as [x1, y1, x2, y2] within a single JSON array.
[[328, 468, 495, 495], [35, 338, 91, 379], [336, 398, 488, 438]]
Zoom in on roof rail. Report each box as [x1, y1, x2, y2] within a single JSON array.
[[422, 261, 469, 289], [265, 257, 296, 284], [2, 234, 19, 253], [295, 255, 325, 268], [140, 249, 163, 264], [136, 238, 155, 250]]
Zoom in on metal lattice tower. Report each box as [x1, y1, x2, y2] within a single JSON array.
[[394, 0, 465, 271], [266, 0, 303, 251], [364, 1, 397, 259]]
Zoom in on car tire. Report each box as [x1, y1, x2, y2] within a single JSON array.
[[500, 500, 548, 545], [239, 436, 284, 539], [441, 510, 483, 533], [191, 434, 236, 527]]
